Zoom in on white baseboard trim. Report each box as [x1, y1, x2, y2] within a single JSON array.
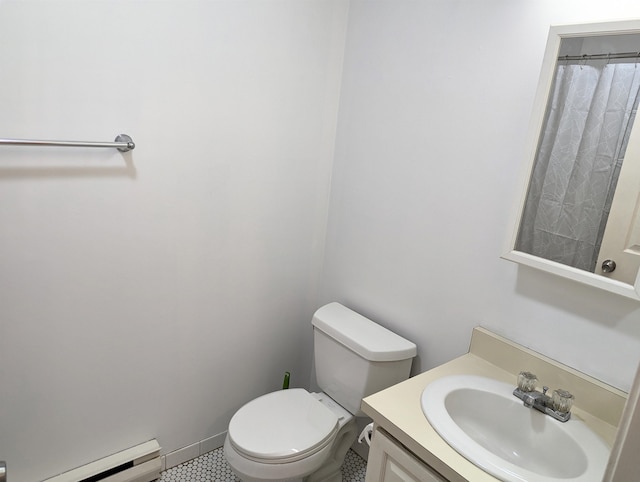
[[163, 431, 228, 471]]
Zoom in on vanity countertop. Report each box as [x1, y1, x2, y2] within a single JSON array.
[[360, 327, 626, 482]]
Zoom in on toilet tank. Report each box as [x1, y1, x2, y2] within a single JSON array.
[[312, 302, 417, 416]]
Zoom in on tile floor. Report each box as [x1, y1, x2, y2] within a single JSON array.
[[159, 446, 367, 482]]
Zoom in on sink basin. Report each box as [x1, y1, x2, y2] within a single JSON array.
[[421, 375, 610, 482]]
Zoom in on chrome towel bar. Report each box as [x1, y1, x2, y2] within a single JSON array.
[[0, 134, 135, 152]]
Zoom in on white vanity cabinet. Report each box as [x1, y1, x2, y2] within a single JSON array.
[[365, 428, 447, 482]]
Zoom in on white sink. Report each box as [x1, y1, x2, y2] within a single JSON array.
[[421, 375, 610, 482]]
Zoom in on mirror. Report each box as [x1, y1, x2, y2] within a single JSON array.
[[504, 20, 640, 300]]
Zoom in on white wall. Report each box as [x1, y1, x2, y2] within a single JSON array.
[[0, 2, 348, 481], [320, 0, 640, 393]]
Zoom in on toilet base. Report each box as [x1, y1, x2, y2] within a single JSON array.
[[306, 418, 357, 482]]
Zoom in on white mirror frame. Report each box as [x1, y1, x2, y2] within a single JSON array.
[[503, 19, 640, 301]]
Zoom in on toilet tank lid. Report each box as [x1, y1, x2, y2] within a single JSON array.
[[312, 302, 417, 362]]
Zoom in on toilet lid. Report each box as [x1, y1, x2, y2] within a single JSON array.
[[228, 388, 339, 463]]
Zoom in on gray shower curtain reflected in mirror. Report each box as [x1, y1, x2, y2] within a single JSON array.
[[516, 60, 640, 272]]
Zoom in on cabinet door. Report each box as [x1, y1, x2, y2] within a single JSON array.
[[365, 429, 447, 482]]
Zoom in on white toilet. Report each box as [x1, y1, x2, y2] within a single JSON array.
[[224, 302, 417, 482]]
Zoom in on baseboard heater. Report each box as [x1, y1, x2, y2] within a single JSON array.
[[44, 440, 161, 482]]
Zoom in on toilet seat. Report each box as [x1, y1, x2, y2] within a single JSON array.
[[228, 388, 339, 464]]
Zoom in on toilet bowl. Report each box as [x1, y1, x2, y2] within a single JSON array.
[[224, 302, 417, 482], [224, 389, 356, 482]]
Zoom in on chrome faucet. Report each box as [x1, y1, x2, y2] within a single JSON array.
[[513, 371, 574, 422]]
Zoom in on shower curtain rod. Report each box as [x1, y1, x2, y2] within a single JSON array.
[[0, 134, 135, 152], [558, 51, 640, 62]]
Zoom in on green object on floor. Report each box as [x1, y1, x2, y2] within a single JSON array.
[[282, 371, 290, 389]]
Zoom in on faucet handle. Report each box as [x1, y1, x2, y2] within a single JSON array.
[[552, 389, 574, 414], [517, 371, 538, 392]]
